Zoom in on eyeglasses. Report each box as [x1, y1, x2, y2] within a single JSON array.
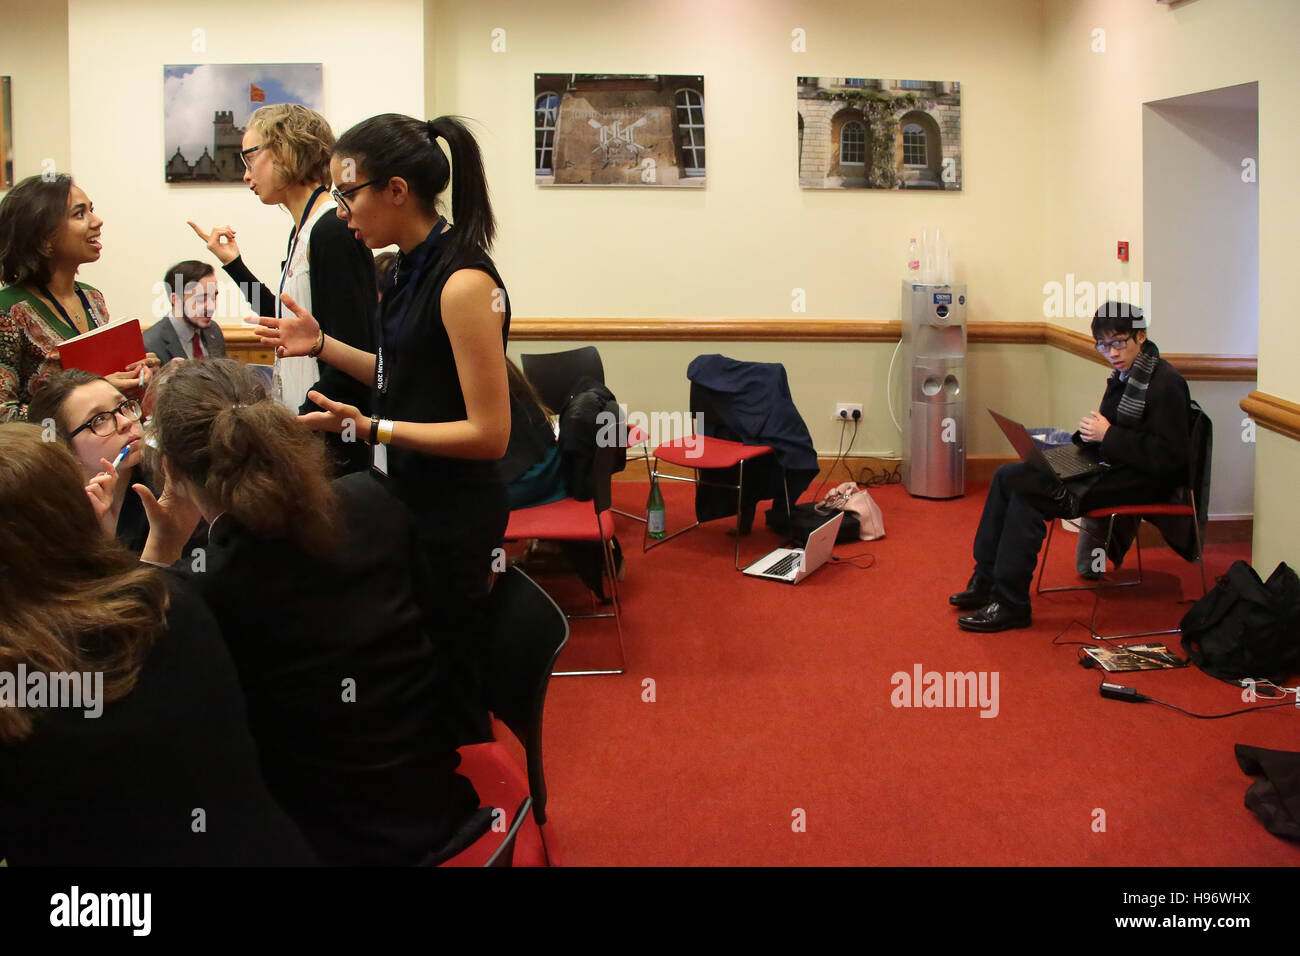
[[68, 399, 142, 439], [1094, 335, 1134, 354], [239, 145, 262, 170], [332, 179, 378, 215]]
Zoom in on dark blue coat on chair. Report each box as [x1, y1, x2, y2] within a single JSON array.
[[686, 354, 820, 533]]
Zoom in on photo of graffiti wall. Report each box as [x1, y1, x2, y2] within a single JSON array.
[[797, 77, 961, 190], [535, 73, 705, 187]]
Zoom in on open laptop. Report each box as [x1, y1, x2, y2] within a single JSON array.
[[989, 409, 1108, 481], [743, 512, 844, 584]]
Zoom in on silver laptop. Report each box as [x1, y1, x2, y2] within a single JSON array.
[[989, 409, 1107, 481], [743, 512, 844, 584]]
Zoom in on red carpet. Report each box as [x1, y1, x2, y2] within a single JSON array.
[[528, 479, 1299, 866]]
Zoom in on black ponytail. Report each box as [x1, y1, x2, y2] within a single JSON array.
[[334, 113, 496, 264]]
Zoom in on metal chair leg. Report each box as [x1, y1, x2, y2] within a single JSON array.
[[554, 528, 627, 677], [1037, 515, 1143, 595], [613, 442, 650, 523], [1088, 513, 1187, 642]]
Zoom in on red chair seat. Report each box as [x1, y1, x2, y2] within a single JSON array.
[[506, 498, 615, 541], [1084, 504, 1194, 518], [654, 435, 773, 470], [446, 742, 551, 867], [626, 424, 649, 446]]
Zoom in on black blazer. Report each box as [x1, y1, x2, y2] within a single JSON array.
[[142, 316, 227, 363], [172, 471, 481, 865], [0, 575, 318, 865]]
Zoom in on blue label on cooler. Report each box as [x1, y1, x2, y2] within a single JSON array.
[[933, 293, 953, 305]]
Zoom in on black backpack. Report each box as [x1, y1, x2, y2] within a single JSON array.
[[1180, 561, 1300, 684]]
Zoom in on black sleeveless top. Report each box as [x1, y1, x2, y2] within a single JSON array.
[[374, 222, 511, 497]]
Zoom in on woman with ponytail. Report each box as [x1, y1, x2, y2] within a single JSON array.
[[255, 114, 511, 741], [139, 358, 482, 865]]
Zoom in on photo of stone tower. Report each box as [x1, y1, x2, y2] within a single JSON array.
[[163, 63, 323, 184]]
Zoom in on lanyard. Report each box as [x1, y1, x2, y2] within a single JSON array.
[[376, 218, 448, 397], [275, 185, 328, 318], [39, 284, 97, 334]]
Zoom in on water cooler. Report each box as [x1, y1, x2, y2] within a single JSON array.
[[900, 281, 967, 499]]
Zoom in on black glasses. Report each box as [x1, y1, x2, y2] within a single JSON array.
[[1094, 334, 1133, 354], [239, 145, 262, 170], [68, 399, 142, 439], [332, 179, 378, 214]]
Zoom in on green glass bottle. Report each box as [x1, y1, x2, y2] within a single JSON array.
[[646, 475, 666, 538]]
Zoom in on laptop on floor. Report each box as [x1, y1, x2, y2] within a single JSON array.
[[989, 409, 1108, 481], [742, 512, 844, 584]]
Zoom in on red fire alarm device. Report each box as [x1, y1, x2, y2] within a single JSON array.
[[1117, 241, 1129, 262]]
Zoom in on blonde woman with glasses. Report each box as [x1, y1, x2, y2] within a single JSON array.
[[187, 103, 376, 475]]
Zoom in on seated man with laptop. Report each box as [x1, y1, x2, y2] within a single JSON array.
[[951, 301, 1191, 632]]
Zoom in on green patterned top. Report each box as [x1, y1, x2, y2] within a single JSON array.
[[0, 282, 109, 423]]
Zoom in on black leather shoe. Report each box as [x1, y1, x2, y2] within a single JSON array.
[[949, 576, 992, 609], [957, 601, 1032, 633]]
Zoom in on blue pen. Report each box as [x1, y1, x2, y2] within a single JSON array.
[[110, 444, 131, 471]]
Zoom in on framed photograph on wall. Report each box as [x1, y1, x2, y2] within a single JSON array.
[[797, 77, 962, 190], [164, 63, 324, 183], [535, 73, 705, 187], [1, 77, 13, 189]]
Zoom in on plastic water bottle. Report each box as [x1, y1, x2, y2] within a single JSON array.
[[906, 237, 920, 281], [646, 476, 666, 538]]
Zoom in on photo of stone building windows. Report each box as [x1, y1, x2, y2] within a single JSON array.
[[163, 63, 323, 183], [535, 73, 705, 187], [797, 77, 961, 190]]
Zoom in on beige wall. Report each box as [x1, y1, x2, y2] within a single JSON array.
[[64, 0, 424, 326], [0, 0, 70, 189], [429, 0, 1046, 322]]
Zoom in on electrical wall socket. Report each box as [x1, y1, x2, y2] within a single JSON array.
[[834, 403, 863, 421]]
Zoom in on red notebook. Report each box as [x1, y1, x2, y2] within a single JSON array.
[[57, 318, 146, 376]]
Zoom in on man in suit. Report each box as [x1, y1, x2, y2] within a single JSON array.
[[143, 260, 227, 362]]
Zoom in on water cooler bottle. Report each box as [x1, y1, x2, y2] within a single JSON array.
[[900, 281, 967, 499]]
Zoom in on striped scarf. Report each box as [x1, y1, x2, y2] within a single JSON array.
[[1116, 339, 1160, 427]]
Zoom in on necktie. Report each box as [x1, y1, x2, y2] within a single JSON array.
[[191, 331, 204, 359]]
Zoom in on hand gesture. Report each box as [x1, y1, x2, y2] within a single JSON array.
[[298, 389, 367, 439], [85, 456, 121, 537], [1079, 411, 1111, 443], [134, 477, 202, 565], [187, 220, 241, 266], [254, 293, 321, 358], [104, 369, 142, 393]]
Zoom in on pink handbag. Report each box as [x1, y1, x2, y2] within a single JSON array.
[[819, 482, 886, 541]]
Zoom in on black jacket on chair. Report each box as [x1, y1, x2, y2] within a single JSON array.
[[686, 354, 820, 533]]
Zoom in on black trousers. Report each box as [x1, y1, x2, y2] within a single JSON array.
[[972, 462, 1169, 608]]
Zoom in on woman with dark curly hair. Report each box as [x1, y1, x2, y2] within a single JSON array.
[[0, 174, 156, 422]]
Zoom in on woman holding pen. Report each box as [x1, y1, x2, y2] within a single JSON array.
[[255, 113, 510, 742]]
